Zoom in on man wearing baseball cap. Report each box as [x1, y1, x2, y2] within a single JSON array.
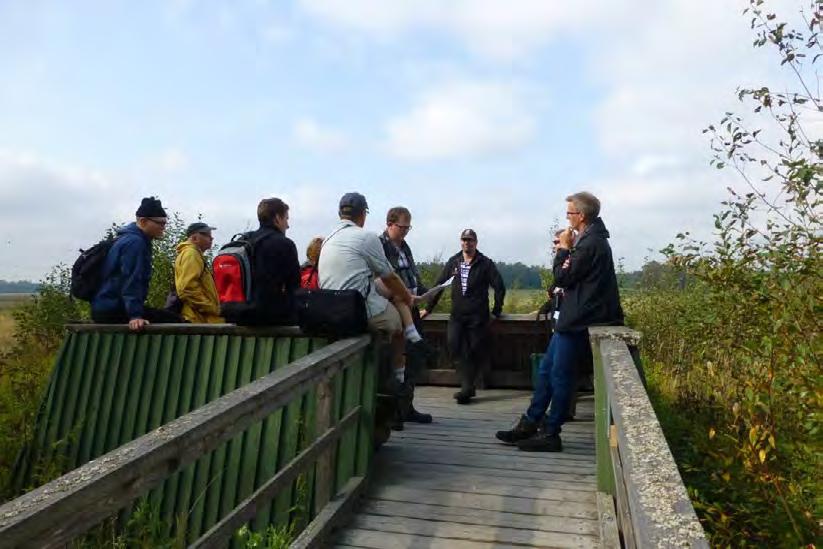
[[423, 228, 506, 404], [319, 193, 415, 392], [174, 222, 223, 323]]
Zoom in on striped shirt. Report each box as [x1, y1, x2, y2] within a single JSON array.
[[459, 261, 472, 295]]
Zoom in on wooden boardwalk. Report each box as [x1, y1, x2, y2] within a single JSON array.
[[334, 386, 601, 548]]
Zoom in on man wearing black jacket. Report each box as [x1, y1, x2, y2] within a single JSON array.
[[224, 197, 300, 325], [380, 206, 433, 424], [423, 229, 506, 404], [497, 192, 623, 451]]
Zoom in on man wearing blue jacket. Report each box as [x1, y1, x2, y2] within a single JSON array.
[[92, 197, 182, 330]]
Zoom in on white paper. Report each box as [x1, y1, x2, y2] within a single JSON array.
[[416, 276, 454, 303]]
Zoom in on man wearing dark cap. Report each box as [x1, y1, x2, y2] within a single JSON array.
[[92, 196, 182, 330], [319, 193, 414, 389], [423, 228, 506, 404], [174, 222, 223, 324]]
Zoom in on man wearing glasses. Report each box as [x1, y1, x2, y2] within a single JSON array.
[[496, 192, 623, 451], [92, 196, 182, 330], [423, 228, 506, 404], [380, 206, 433, 424], [174, 222, 223, 324]]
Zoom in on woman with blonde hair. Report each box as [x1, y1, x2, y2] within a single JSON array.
[[300, 237, 323, 289]]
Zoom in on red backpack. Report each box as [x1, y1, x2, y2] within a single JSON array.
[[213, 232, 271, 303], [300, 265, 319, 290]]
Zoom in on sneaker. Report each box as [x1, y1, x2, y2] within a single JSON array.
[[405, 408, 433, 424], [495, 416, 538, 445], [516, 433, 562, 452], [453, 388, 475, 405]]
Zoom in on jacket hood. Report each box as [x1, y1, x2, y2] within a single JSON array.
[[581, 217, 610, 241], [176, 240, 199, 254], [117, 222, 150, 241]]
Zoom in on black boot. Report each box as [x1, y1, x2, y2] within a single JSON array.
[[517, 432, 562, 452], [390, 406, 404, 431], [453, 388, 475, 404], [495, 416, 538, 444], [406, 407, 433, 424]]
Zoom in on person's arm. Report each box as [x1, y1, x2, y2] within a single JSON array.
[[175, 248, 217, 314], [284, 239, 301, 291], [489, 260, 506, 318], [421, 258, 452, 317], [119, 239, 148, 321], [553, 244, 597, 289]]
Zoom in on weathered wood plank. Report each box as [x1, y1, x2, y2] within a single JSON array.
[[358, 499, 600, 537], [0, 335, 370, 548], [388, 436, 596, 458], [597, 491, 620, 549], [290, 475, 367, 549], [347, 515, 599, 548], [375, 446, 595, 474], [191, 407, 360, 549], [374, 464, 596, 492], [380, 460, 596, 485], [592, 332, 708, 548], [336, 529, 510, 549], [366, 485, 598, 519]]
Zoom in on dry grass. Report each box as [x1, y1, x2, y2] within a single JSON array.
[[0, 312, 14, 351]]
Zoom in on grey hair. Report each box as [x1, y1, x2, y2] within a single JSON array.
[[566, 191, 600, 219]]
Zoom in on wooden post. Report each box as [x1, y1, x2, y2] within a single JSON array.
[[593, 337, 615, 495]]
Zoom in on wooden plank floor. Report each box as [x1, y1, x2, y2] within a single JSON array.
[[334, 386, 600, 548]]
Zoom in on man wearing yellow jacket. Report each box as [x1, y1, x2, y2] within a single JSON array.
[[175, 222, 224, 323]]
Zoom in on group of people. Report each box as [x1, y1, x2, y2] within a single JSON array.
[[88, 190, 623, 451]]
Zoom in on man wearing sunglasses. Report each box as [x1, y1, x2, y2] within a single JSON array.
[[423, 228, 506, 404], [173, 222, 223, 324], [92, 196, 182, 330]]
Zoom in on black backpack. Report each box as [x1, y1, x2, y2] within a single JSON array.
[[70, 237, 117, 301]]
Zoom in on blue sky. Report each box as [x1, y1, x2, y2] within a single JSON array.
[[0, 0, 805, 280]]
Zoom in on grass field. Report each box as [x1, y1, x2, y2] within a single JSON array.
[[0, 294, 31, 350]]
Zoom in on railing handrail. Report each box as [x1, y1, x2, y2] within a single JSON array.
[[590, 327, 708, 548], [65, 322, 305, 337], [0, 334, 371, 548]]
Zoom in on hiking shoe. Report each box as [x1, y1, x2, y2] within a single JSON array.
[[453, 388, 475, 405], [516, 433, 562, 452], [495, 416, 538, 445], [406, 408, 433, 424]]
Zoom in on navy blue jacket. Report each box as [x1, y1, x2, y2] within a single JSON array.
[[553, 217, 624, 332], [91, 223, 152, 319]]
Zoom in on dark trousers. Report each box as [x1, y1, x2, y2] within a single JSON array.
[[526, 330, 590, 435], [92, 307, 183, 324], [448, 315, 489, 392]]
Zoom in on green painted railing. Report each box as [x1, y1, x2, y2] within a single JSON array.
[[1, 324, 377, 548], [590, 326, 708, 548]]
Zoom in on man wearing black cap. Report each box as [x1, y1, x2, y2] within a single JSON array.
[[423, 228, 506, 404], [92, 196, 183, 330], [174, 222, 223, 324], [319, 193, 414, 389]]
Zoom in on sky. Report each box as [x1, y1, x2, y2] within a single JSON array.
[[0, 0, 809, 280]]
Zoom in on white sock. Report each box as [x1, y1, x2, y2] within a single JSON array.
[[395, 367, 405, 383], [404, 325, 422, 343]]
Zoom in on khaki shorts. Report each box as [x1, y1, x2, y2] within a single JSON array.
[[368, 302, 402, 334]]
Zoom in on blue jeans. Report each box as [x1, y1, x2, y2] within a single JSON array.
[[525, 330, 589, 435]]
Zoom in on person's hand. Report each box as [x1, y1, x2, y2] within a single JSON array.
[[559, 228, 574, 249], [129, 318, 149, 331], [419, 309, 430, 320]]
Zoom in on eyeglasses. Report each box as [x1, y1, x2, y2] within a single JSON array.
[[393, 224, 412, 231], [552, 240, 560, 245], [566, 211, 581, 217], [197, 232, 213, 239], [461, 237, 476, 242], [148, 218, 168, 227]]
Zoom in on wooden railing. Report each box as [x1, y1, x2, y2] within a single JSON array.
[[0, 325, 377, 548], [590, 326, 708, 548]]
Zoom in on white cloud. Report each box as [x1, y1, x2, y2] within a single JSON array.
[[155, 147, 190, 173], [299, 0, 619, 60], [385, 80, 537, 159], [293, 118, 349, 152]]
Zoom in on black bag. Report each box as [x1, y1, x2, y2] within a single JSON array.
[[295, 288, 368, 337], [70, 237, 117, 301]]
